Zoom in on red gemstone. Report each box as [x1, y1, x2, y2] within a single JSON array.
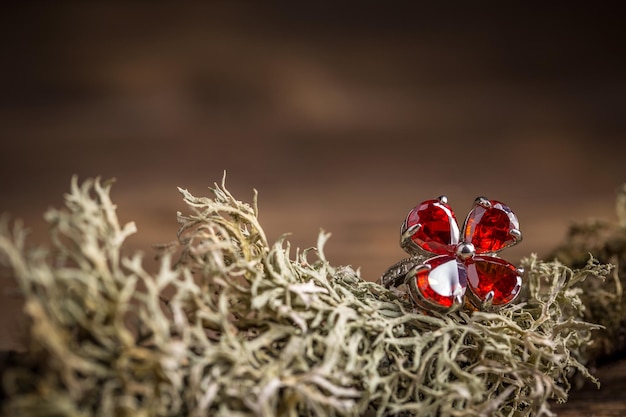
[[405, 199, 459, 254], [412, 255, 467, 308], [463, 200, 519, 253], [465, 256, 521, 306]]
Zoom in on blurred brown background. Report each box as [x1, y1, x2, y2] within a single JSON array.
[[1, 2, 625, 275], [1, 3, 625, 410]]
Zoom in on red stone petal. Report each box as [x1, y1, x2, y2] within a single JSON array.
[[405, 199, 459, 254], [463, 200, 520, 253], [465, 256, 522, 306], [410, 255, 467, 308]]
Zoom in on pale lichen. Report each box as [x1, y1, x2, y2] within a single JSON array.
[[0, 177, 612, 417], [549, 184, 626, 363]]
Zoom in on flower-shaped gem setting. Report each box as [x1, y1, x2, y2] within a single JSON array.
[[400, 196, 523, 312]]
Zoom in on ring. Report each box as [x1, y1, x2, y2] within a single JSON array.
[[379, 196, 524, 313]]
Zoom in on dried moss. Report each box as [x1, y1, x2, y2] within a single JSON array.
[[0, 177, 612, 417], [548, 184, 626, 363]]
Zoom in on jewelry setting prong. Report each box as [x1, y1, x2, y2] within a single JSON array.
[[407, 263, 432, 277], [474, 196, 492, 208], [481, 291, 495, 310], [454, 294, 464, 306], [400, 223, 421, 252], [401, 223, 421, 241], [509, 228, 522, 242], [437, 195, 448, 204]]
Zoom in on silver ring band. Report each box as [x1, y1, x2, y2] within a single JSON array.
[[378, 256, 424, 289]]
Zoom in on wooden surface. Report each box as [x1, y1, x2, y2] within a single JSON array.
[[552, 358, 626, 416], [1, 3, 625, 414]]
